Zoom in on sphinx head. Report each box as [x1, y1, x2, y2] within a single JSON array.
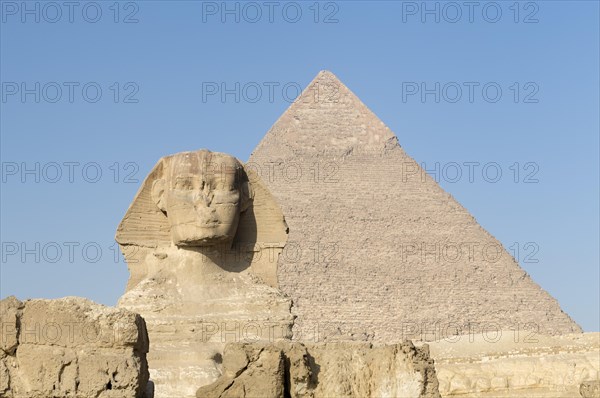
[[150, 150, 250, 247]]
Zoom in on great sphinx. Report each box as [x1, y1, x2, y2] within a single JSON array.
[[115, 149, 293, 398]]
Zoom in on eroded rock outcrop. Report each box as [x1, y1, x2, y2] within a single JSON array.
[[426, 332, 599, 397], [196, 341, 441, 398], [0, 296, 149, 398], [580, 380, 600, 398]]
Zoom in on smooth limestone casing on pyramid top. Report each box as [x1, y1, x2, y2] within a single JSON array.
[[248, 70, 581, 343]]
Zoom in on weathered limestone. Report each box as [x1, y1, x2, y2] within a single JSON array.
[[196, 341, 441, 398], [115, 150, 293, 397], [249, 70, 581, 341], [425, 332, 599, 397], [196, 344, 286, 398], [580, 380, 600, 398], [0, 296, 149, 398]]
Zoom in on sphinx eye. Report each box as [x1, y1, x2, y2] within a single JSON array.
[[212, 190, 239, 204], [174, 178, 194, 190], [214, 179, 236, 191]]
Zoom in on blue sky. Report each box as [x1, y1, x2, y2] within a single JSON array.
[[1, 1, 598, 331]]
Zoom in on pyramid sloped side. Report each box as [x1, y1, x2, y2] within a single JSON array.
[[251, 70, 399, 161], [249, 71, 581, 340]]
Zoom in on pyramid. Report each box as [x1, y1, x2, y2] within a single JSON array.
[[249, 71, 581, 342]]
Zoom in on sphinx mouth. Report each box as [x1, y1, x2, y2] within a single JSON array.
[[176, 234, 230, 247], [172, 221, 222, 228]]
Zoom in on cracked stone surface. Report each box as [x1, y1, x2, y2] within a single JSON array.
[[196, 341, 441, 398], [425, 331, 600, 397], [0, 296, 149, 398]]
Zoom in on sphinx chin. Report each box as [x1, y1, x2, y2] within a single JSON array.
[[175, 236, 228, 247], [171, 223, 236, 247]]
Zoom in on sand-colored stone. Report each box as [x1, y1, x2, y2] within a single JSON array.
[[115, 150, 293, 397], [196, 344, 286, 398], [196, 341, 440, 398], [0, 296, 20, 356], [0, 296, 149, 398], [249, 70, 581, 341], [424, 332, 599, 397], [115, 150, 288, 290], [580, 380, 600, 398]]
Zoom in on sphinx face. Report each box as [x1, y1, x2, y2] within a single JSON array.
[[153, 151, 245, 247]]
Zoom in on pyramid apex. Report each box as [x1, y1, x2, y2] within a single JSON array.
[[252, 71, 398, 157], [311, 70, 347, 87], [315, 69, 338, 78]]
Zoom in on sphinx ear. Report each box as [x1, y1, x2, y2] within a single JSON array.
[[151, 179, 167, 213], [240, 180, 253, 213]]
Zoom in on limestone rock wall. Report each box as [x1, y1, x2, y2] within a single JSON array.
[[427, 332, 599, 397], [580, 380, 600, 398], [196, 341, 441, 398], [0, 296, 149, 398]]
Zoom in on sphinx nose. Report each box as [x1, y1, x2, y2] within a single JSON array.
[[193, 192, 213, 207]]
